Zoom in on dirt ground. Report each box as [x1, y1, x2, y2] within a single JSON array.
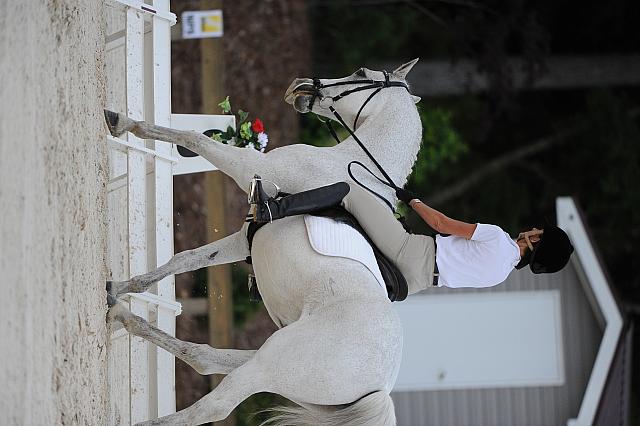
[[0, 1, 109, 424], [169, 0, 311, 413], [0, 0, 310, 423]]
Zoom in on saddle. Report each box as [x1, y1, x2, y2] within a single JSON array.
[[246, 206, 409, 302]]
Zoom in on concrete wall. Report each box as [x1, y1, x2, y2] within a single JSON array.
[[0, 1, 109, 424]]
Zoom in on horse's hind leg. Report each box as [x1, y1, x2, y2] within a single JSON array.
[[104, 110, 269, 190], [132, 307, 385, 425], [134, 355, 267, 426], [108, 227, 249, 298], [109, 302, 264, 425], [108, 302, 255, 375], [132, 313, 328, 425]]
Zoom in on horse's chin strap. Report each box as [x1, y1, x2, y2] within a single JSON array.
[[312, 70, 410, 211]]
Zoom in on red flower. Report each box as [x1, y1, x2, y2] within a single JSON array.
[[251, 118, 264, 133]]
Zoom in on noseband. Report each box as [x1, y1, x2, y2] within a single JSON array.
[[310, 70, 411, 210], [309, 70, 410, 129]]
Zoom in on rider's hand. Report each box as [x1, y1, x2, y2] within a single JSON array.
[[396, 187, 417, 205]]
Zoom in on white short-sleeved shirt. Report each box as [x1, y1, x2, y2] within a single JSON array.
[[435, 223, 521, 289]]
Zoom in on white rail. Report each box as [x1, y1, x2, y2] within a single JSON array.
[[110, 0, 177, 24], [107, 135, 178, 164], [149, 0, 177, 416]]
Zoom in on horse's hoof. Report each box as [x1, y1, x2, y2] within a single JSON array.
[[104, 109, 123, 136], [106, 298, 128, 325], [106, 281, 119, 307], [106, 280, 119, 299], [107, 294, 118, 307]]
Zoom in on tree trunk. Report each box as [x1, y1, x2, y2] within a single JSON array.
[[374, 55, 640, 96]]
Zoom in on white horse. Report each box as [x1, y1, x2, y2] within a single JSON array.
[[106, 59, 422, 426]]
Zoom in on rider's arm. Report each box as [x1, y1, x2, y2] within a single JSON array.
[[409, 199, 477, 239]]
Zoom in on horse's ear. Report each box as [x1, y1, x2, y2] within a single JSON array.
[[411, 95, 421, 104], [393, 58, 419, 79]]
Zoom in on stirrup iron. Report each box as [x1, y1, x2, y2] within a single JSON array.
[[248, 175, 280, 204], [247, 175, 280, 223]]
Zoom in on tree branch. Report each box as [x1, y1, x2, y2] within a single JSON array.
[[425, 126, 579, 206], [425, 108, 640, 206], [403, 0, 448, 28]]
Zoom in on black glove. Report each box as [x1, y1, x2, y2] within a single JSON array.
[[396, 187, 417, 205]]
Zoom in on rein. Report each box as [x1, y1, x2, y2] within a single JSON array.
[[311, 70, 410, 211]]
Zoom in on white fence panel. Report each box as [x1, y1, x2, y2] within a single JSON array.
[[125, 9, 150, 423], [105, 0, 180, 424], [170, 114, 235, 175]]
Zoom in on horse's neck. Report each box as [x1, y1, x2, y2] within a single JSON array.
[[335, 96, 421, 190]]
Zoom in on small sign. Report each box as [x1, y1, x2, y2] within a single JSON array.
[[181, 10, 223, 39]]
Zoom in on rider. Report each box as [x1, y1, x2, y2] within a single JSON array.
[[249, 180, 574, 295]]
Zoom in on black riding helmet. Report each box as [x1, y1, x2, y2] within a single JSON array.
[[515, 225, 574, 274]]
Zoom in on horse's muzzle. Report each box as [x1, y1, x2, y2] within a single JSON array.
[[284, 78, 316, 110]]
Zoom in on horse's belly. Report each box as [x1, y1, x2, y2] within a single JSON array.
[[251, 216, 386, 327]]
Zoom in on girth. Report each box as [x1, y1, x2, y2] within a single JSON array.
[[245, 207, 409, 302]]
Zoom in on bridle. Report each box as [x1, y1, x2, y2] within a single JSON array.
[[308, 70, 412, 210], [309, 70, 409, 129]]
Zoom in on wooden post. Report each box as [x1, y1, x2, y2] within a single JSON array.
[[200, 1, 235, 425]]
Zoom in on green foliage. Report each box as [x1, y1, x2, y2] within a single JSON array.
[[409, 106, 467, 190], [240, 121, 253, 140], [238, 109, 249, 126], [298, 113, 350, 147], [218, 96, 231, 114], [311, 0, 432, 72], [562, 90, 640, 293], [235, 393, 290, 426], [191, 267, 209, 297], [209, 98, 267, 150], [224, 125, 235, 139], [230, 264, 264, 328]]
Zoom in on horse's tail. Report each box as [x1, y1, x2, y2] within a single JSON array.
[[261, 390, 396, 426]]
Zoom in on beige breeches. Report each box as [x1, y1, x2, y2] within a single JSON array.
[[341, 183, 435, 295]]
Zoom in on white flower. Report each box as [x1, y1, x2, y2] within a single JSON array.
[[257, 132, 269, 150]]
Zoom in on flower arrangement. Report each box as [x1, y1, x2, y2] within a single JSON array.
[[210, 96, 269, 152]]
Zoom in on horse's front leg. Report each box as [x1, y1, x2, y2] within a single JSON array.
[[108, 302, 255, 375], [107, 227, 249, 298], [104, 110, 271, 191]]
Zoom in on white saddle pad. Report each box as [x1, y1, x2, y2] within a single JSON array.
[[303, 215, 386, 294]]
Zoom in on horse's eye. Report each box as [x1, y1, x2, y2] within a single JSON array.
[[355, 68, 366, 77]]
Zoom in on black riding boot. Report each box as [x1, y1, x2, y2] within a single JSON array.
[[250, 179, 350, 223]]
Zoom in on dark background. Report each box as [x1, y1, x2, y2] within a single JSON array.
[[170, 1, 640, 424]]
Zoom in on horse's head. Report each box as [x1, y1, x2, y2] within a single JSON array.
[[285, 59, 421, 127]]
